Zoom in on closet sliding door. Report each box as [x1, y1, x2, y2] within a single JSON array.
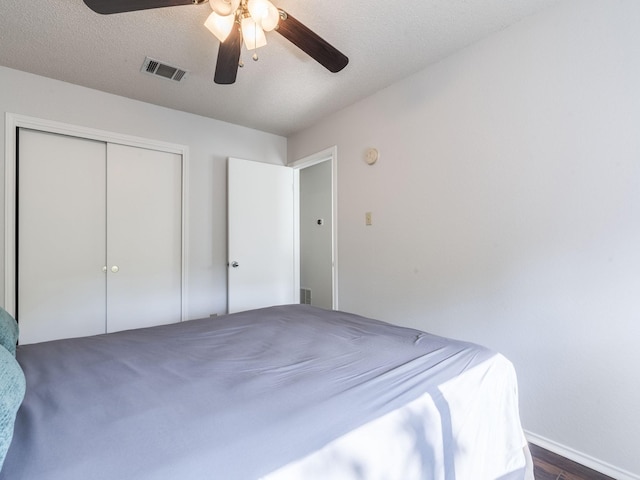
[[17, 128, 183, 345], [18, 129, 107, 344], [105, 144, 182, 332]]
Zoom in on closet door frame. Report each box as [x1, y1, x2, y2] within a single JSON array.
[[3, 113, 189, 321]]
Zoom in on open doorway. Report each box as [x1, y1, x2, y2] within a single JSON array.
[[291, 147, 338, 310]]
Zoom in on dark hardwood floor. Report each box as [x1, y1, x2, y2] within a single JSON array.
[[530, 443, 616, 480]]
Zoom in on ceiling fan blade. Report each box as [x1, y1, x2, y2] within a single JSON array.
[[83, 0, 198, 15], [275, 10, 348, 73], [214, 25, 242, 85]]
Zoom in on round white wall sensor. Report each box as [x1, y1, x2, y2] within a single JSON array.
[[365, 147, 379, 165]]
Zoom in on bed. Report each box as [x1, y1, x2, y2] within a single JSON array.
[[1, 304, 532, 479]]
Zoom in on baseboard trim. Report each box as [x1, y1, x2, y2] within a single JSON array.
[[525, 431, 639, 480]]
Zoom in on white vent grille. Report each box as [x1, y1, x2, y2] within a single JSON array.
[[141, 57, 188, 83]]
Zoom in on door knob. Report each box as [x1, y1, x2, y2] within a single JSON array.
[[230, 261, 239, 268], [111, 265, 119, 273]]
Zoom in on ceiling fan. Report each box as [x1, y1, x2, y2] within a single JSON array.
[[82, 0, 349, 85]]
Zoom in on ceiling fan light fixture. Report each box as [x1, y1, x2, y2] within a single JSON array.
[[81, 0, 348, 86], [204, 11, 235, 43], [247, 0, 279, 32], [209, 0, 240, 16], [241, 16, 267, 50]]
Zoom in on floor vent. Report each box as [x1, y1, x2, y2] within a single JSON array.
[[141, 57, 188, 83], [300, 288, 312, 305]]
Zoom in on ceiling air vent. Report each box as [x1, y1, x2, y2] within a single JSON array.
[[141, 57, 188, 83]]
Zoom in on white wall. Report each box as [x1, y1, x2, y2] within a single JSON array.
[[0, 66, 287, 320], [288, 0, 640, 477]]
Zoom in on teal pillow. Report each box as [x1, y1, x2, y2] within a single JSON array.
[[0, 345, 26, 470], [0, 308, 18, 357]]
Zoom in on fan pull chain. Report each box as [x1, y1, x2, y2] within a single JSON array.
[[252, 21, 259, 61], [237, 22, 244, 68]]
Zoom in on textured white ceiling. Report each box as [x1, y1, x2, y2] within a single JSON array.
[[0, 0, 561, 136]]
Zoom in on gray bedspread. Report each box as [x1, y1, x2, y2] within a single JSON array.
[[2, 305, 499, 479]]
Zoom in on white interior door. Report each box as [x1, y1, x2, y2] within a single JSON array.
[[18, 129, 107, 344], [106, 144, 182, 332], [227, 158, 295, 313]]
